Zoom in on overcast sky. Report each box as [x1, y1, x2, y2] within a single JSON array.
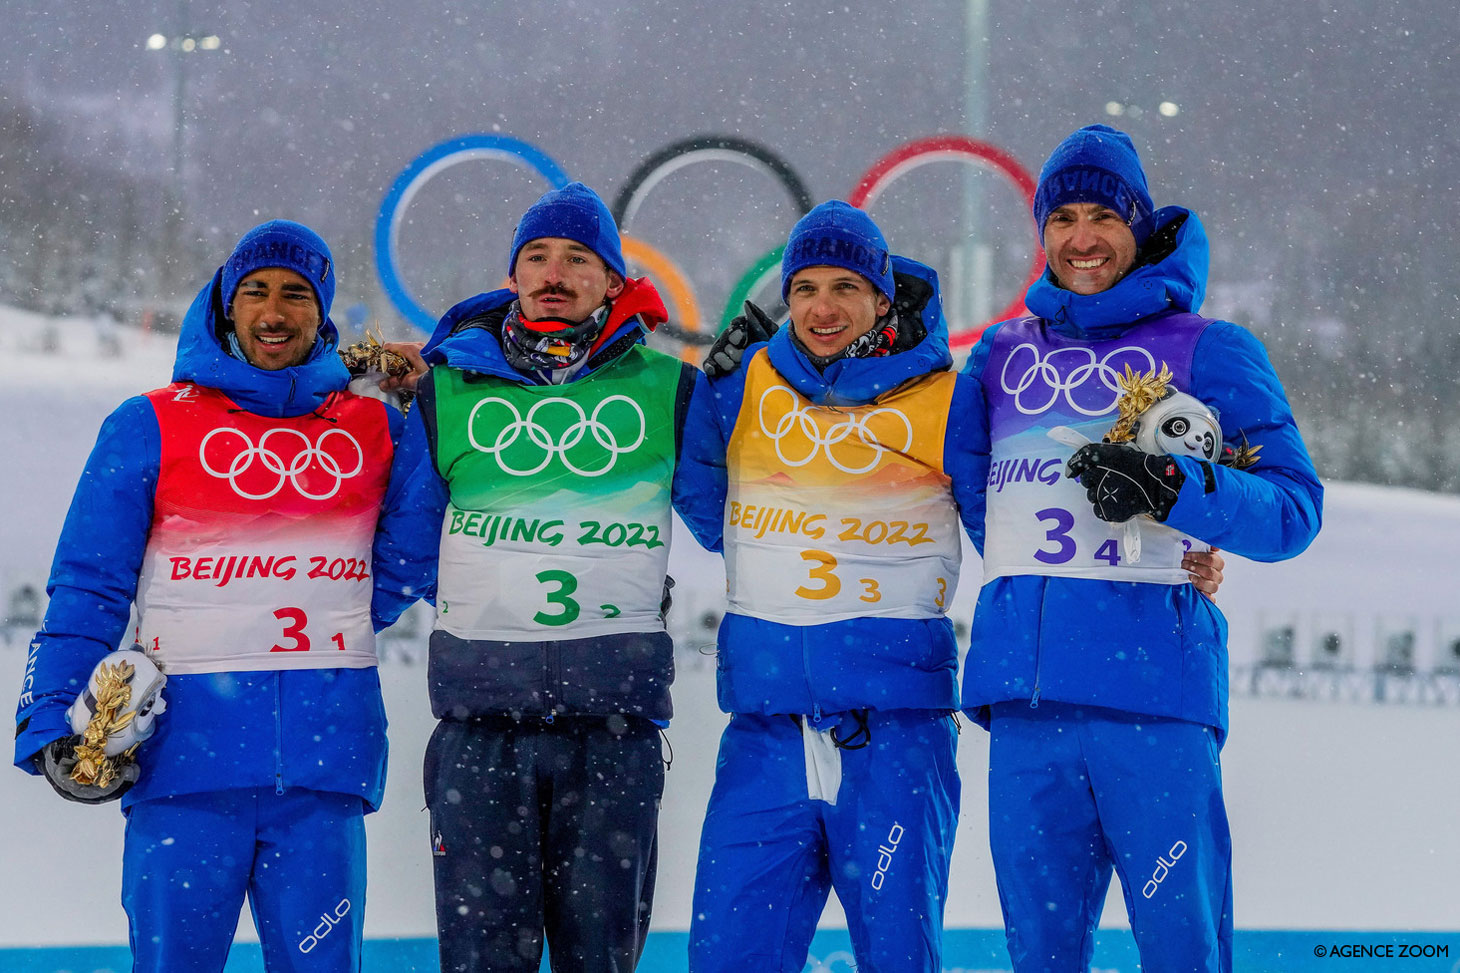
[[4, 1, 1455, 336]]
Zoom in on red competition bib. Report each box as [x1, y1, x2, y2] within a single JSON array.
[[133, 383, 393, 674]]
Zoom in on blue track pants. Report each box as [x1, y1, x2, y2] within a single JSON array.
[[988, 702, 1233, 973], [689, 709, 959, 973], [121, 787, 367, 972]]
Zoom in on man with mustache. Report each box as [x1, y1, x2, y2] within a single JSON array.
[[406, 182, 692, 972], [962, 125, 1323, 972], [13, 220, 437, 971]]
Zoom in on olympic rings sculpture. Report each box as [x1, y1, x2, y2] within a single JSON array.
[[376, 133, 1043, 352], [466, 394, 647, 478], [199, 426, 365, 500], [757, 385, 914, 476]]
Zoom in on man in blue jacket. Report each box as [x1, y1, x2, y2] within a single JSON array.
[[407, 182, 696, 972], [675, 201, 987, 971], [961, 126, 1323, 972], [12, 220, 437, 971]]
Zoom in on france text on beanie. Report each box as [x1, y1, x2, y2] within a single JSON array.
[[781, 200, 894, 302], [1033, 125, 1155, 247], [221, 220, 335, 319]]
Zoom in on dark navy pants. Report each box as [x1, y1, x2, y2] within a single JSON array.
[[121, 787, 367, 973], [425, 714, 664, 973], [988, 701, 1233, 973]]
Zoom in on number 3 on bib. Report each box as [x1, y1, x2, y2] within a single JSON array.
[[533, 569, 582, 626], [269, 607, 347, 652], [793, 550, 880, 604]]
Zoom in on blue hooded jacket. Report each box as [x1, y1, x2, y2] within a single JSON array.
[[960, 207, 1323, 741], [674, 257, 986, 718], [13, 269, 438, 811]]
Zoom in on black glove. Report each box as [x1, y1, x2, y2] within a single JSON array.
[[703, 301, 779, 379], [1066, 443, 1186, 523], [35, 736, 139, 805]]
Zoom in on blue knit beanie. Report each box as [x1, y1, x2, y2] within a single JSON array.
[[781, 200, 894, 302], [1032, 125, 1155, 247], [508, 182, 627, 279], [221, 220, 335, 320]]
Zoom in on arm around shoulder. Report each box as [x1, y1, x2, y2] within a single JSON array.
[[369, 394, 445, 630]]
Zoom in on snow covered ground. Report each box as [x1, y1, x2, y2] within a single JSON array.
[[2, 310, 1458, 970]]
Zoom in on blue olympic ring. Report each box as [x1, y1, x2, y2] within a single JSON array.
[[374, 135, 569, 334]]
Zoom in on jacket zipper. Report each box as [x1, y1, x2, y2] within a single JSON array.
[[274, 672, 286, 793], [801, 629, 823, 726], [1030, 582, 1047, 709], [543, 641, 557, 724]]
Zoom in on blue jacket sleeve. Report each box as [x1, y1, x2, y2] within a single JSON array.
[[672, 365, 748, 554], [14, 397, 159, 771], [944, 371, 990, 555], [369, 402, 444, 631], [951, 327, 1005, 555], [1164, 322, 1323, 561]]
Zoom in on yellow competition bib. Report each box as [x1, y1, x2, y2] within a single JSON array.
[[724, 352, 962, 624]]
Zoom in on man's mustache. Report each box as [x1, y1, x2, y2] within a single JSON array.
[[530, 283, 577, 300]]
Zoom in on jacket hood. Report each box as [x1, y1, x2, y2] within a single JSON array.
[[422, 281, 662, 383], [171, 268, 349, 417], [1025, 206, 1209, 340], [765, 254, 952, 407]]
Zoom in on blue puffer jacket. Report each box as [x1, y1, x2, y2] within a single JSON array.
[[12, 269, 438, 811], [960, 207, 1323, 741], [675, 257, 986, 719]]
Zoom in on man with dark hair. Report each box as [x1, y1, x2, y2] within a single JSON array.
[[407, 182, 696, 972], [961, 125, 1322, 972], [676, 200, 983, 971], [13, 220, 436, 971]]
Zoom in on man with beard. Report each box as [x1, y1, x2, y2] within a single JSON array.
[[14, 220, 436, 971], [962, 125, 1322, 972]]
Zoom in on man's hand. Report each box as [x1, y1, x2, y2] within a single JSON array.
[[36, 737, 139, 805], [379, 341, 428, 393], [1066, 443, 1185, 523], [703, 302, 779, 379], [1183, 547, 1224, 598]]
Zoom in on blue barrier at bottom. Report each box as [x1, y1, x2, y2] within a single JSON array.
[[3, 930, 1457, 972]]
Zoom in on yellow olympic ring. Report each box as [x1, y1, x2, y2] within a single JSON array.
[[621, 235, 704, 364]]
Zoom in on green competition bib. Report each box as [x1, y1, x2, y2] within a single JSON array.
[[432, 346, 683, 640]]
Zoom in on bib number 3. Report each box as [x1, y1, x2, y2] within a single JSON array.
[[533, 570, 582, 626], [269, 607, 347, 652]]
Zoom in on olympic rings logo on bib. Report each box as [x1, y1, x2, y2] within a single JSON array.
[[999, 343, 1157, 416], [757, 385, 913, 475], [199, 427, 365, 500], [467, 395, 647, 477]]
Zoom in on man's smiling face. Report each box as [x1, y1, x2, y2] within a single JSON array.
[[1042, 202, 1138, 295], [228, 267, 321, 370]]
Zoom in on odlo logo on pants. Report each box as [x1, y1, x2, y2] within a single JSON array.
[[298, 899, 351, 953], [871, 823, 905, 890]]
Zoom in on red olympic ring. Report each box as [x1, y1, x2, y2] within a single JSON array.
[[848, 135, 1044, 350]]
